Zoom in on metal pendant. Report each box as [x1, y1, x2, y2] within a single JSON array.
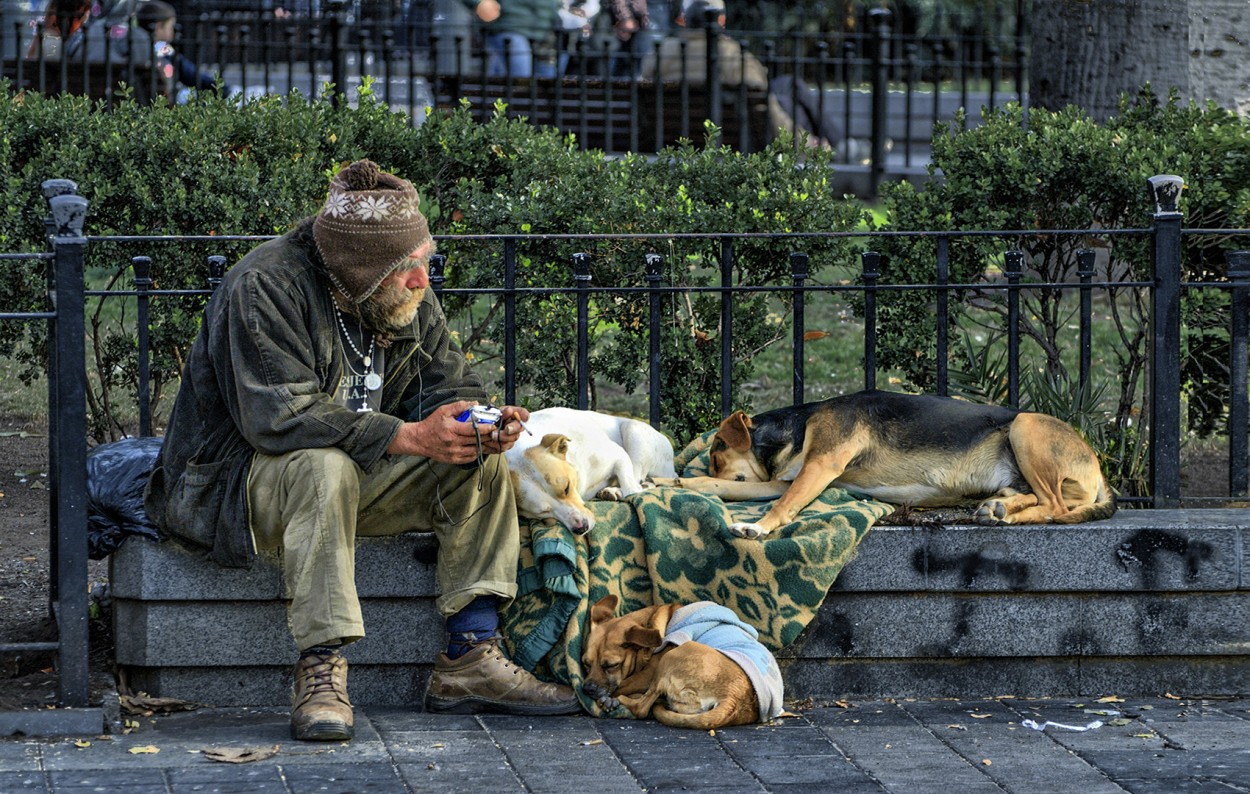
[[364, 372, 382, 391], [363, 356, 372, 369]]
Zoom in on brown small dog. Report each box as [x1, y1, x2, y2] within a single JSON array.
[[580, 595, 782, 730]]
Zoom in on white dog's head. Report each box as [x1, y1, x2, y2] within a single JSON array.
[[507, 433, 596, 535]]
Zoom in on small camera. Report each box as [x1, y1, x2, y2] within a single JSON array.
[[456, 404, 502, 424]]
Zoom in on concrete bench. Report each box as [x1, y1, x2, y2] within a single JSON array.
[[110, 508, 1250, 706]]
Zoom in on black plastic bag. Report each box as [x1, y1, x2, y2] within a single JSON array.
[[86, 436, 165, 559]]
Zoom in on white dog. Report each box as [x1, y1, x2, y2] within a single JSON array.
[[504, 408, 677, 535]]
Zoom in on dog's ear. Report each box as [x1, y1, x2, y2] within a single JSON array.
[[589, 594, 619, 625], [717, 410, 754, 452], [540, 433, 571, 459], [622, 625, 662, 649]]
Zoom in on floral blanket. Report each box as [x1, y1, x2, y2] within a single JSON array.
[[500, 432, 893, 716]]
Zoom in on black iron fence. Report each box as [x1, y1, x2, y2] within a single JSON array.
[[0, 181, 90, 713], [3, 4, 1025, 195], [5, 172, 1249, 714]]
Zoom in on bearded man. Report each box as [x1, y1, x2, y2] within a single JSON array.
[[144, 159, 579, 742]]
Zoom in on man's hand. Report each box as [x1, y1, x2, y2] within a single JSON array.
[[387, 401, 529, 464], [476, 0, 501, 23], [482, 405, 530, 455]]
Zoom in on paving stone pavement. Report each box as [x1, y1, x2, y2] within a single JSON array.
[[2, 696, 1249, 793]]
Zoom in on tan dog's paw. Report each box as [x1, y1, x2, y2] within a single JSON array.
[[649, 476, 683, 488], [597, 486, 623, 501], [974, 500, 1009, 525], [581, 680, 620, 712], [728, 521, 769, 540]]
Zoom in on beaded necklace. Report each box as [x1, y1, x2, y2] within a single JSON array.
[[331, 292, 382, 391]]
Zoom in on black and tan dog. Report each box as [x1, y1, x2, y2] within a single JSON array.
[[654, 390, 1117, 539]]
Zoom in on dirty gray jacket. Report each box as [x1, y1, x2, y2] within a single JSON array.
[[143, 219, 488, 568]]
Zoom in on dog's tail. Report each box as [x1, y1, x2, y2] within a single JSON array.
[[1054, 475, 1118, 524], [651, 700, 756, 730]]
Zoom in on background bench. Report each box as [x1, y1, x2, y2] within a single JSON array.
[[432, 75, 774, 154]]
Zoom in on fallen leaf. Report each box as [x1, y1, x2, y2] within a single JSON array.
[[776, 710, 800, 719], [120, 693, 201, 716], [579, 739, 603, 746], [981, 759, 992, 766], [128, 745, 160, 755], [1164, 693, 1181, 700], [947, 724, 967, 731], [1140, 705, 1154, 710], [803, 330, 831, 341], [1132, 733, 1156, 739], [1096, 696, 1125, 704], [970, 713, 992, 719], [708, 729, 716, 737], [74, 740, 91, 748], [1106, 718, 1133, 727], [431, 743, 445, 749], [202, 745, 280, 764], [834, 700, 853, 709]]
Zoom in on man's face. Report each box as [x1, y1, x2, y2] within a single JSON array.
[[358, 243, 432, 333]]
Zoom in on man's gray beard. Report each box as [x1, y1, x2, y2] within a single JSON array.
[[359, 285, 425, 334]]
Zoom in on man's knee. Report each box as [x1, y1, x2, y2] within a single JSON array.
[[252, 447, 362, 508]]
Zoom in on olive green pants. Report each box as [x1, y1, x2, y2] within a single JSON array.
[[247, 448, 520, 651]]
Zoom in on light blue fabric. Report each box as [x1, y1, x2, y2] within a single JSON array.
[[662, 601, 784, 720]]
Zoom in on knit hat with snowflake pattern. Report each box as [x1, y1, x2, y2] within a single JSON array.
[[313, 159, 432, 303]]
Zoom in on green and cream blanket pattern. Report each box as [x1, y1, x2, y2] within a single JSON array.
[[500, 431, 894, 716]]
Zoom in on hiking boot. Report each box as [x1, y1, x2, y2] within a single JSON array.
[[290, 651, 353, 741], [424, 637, 581, 715]]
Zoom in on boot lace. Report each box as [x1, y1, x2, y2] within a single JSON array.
[[474, 636, 521, 677], [297, 653, 346, 701]]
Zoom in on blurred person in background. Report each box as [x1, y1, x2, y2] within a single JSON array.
[[462, 0, 561, 78]]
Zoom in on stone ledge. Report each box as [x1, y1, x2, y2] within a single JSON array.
[[110, 533, 439, 601], [112, 509, 1248, 601], [782, 655, 1250, 700], [121, 665, 432, 707], [108, 509, 1250, 704]]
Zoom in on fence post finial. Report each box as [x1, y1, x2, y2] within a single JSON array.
[[1147, 174, 1184, 217]]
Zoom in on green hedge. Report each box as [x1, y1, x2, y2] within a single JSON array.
[[869, 89, 1250, 494], [0, 81, 865, 441]]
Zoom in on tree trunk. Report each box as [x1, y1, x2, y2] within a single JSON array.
[[1030, 0, 1188, 121], [1188, 0, 1250, 116]]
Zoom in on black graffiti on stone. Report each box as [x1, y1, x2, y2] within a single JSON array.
[[784, 608, 856, 657], [1135, 598, 1192, 653], [1058, 627, 1101, 656], [1115, 529, 1213, 588], [916, 601, 977, 657], [911, 547, 1031, 590]]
